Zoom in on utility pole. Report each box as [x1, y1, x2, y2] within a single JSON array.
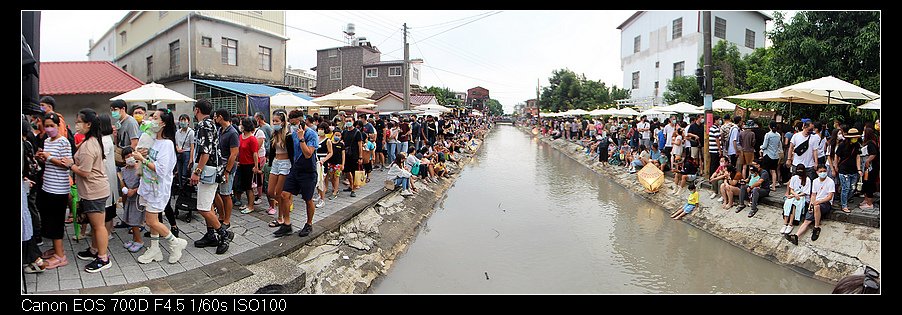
[[403, 23, 410, 111], [703, 11, 714, 178], [536, 78, 541, 120]]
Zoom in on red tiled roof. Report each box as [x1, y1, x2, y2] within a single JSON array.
[[40, 61, 145, 96], [381, 91, 437, 106]]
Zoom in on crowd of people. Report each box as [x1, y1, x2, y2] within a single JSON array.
[[527, 111, 879, 246], [21, 95, 492, 276]]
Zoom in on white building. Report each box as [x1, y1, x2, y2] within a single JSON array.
[[285, 66, 316, 93], [617, 11, 771, 108]]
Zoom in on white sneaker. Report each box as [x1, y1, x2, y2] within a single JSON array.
[[779, 226, 788, 234], [315, 198, 325, 208], [167, 237, 188, 264], [254, 198, 263, 205], [137, 241, 163, 264], [710, 193, 718, 199], [401, 189, 413, 196], [717, 197, 724, 202]]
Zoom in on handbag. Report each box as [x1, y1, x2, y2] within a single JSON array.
[[114, 145, 126, 167], [793, 135, 810, 156], [354, 163, 367, 187]]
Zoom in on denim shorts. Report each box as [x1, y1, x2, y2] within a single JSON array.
[[271, 159, 292, 176], [683, 204, 697, 214], [218, 167, 238, 195]]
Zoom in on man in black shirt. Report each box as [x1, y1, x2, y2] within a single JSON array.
[[425, 115, 437, 146], [374, 115, 386, 169], [411, 117, 422, 152], [341, 119, 364, 197], [687, 115, 705, 161]]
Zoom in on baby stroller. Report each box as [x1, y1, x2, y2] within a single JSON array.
[[173, 176, 198, 223]]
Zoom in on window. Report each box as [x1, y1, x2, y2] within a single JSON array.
[[389, 66, 402, 77], [655, 61, 660, 68], [654, 81, 659, 89], [330, 66, 341, 80], [121, 64, 127, 72], [745, 29, 756, 49], [221, 38, 237, 66], [120, 31, 127, 44], [672, 18, 682, 40], [632, 71, 640, 89], [169, 40, 180, 72], [259, 46, 272, 71], [413, 67, 419, 81], [328, 49, 337, 58], [201, 37, 212, 48], [673, 61, 684, 79], [633, 35, 641, 53], [146, 56, 153, 78], [366, 68, 378, 78], [715, 17, 726, 39], [159, 11, 168, 19]]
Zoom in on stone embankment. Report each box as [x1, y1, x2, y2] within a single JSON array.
[[522, 127, 879, 283]]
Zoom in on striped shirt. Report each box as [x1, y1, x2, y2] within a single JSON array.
[[708, 125, 721, 154], [42, 136, 72, 194]]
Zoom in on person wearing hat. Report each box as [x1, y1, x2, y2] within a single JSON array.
[[833, 127, 862, 213], [737, 120, 757, 179]]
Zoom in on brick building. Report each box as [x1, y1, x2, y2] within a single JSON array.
[[467, 86, 490, 111]]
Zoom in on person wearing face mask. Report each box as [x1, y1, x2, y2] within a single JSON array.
[[175, 114, 195, 184], [213, 109, 240, 232], [118, 146, 145, 253], [787, 121, 819, 180], [34, 113, 73, 270], [833, 128, 861, 213], [266, 111, 291, 228], [708, 117, 722, 178], [236, 118, 260, 214], [781, 164, 811, 235], [131, 105, 147, 125], [129, 109, 188, 264], [280, 116, 321, 237], [735, 159, 770, 217], [341, 119, 365, 197], [786, 165, 834, 245], [61, 108, 112, 272], [313, 122, 331, 208], [708, 156, 731, 200], [858, 128, 879, 210]]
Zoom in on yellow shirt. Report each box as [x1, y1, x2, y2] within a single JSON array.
[[687, 191, 699, 205]]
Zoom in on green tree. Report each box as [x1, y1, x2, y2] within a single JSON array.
[[539, 69, 629, 111], [663, 76, 703, 105], [485, 99, 504, 116], [767, 10, 880, 122], [424, 86, 460, 107]]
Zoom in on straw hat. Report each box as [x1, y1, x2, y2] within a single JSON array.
[[845, 128, 862, 138]]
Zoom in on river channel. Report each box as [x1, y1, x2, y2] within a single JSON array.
[[371, 124, 832, 294]]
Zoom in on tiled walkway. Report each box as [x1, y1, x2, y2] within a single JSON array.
[[26, 169, 392, 293]]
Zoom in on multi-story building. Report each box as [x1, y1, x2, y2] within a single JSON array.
[[285, 66, 316, 94], [524, 98, 539, 116], [466, 86, 490, 111], [314, 39, 422, 100], [88, 10, 289, 117], [617, 11, 771, 109]]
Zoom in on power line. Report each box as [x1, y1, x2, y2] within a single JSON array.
[[410, 28, 527, 78], [313, 10, 394, 40], [409, 33, 446, 88], [420, 64, 521, 89], [411, 11, 499, 29], [411, 11, 503, 45], [345, 10, 400, 34], [229, 11, 346, 44]]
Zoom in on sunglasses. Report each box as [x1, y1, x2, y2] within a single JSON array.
[[862, 266, 880, 294]]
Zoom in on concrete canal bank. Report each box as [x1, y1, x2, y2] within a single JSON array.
[[520, 127, 879, 284], [207, 137, 488, 294]]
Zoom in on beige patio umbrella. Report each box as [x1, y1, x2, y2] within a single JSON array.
[[414, 104, 452, 113], [658, 102, 704, 114], [336, 104, 377, 111], [712, 99, 737, 111], [311, 91, 374, 107], [783, 75, 880, 101], [339, 85, 376, 98], [726, 88, 852, 119]]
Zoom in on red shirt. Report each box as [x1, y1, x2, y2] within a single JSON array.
[[238, 134, 259, 165]]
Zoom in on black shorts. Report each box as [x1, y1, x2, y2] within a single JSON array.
[[37, 190, 68, 240], [376, 141, 384, 153], [761, 155, 778, 171], [806, 202, 832, 221], [80, 197, 107, 214], [105, 204, 116, 222], [363, 163, 373, 173], [344, 155, 360, 172], [238, 164, 254, 191], [283, 170, 317, 201]]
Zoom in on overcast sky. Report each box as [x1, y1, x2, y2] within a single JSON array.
[[37, 10, 796, 113]]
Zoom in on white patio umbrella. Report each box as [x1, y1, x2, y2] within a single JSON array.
[[270, 92, 318, 108], [311, 91, 373, 107], [336, 104, 377, 111], [659, 102, 703, 114], [568, 109, 590, 116], [414, 104, 452, 113], [613, 107, 641, 117], [110, 82, 195, 103], [417, 110, 442, 117], [783, 75, 880, 101], [639, 107, 675, 117], [339, 85, 376, 98], [712, 99, 737, 111], [858, 98, 880, 110], [588, 109, 608, 116]]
